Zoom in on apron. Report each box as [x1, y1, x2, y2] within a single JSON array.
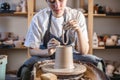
[[42, 11, 72, 59], [42, 11, 69, 48]]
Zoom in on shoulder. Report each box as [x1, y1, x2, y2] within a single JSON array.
[[65, 7, 83, 15], [32, 7, 51, 21], [65, 7, 85, 20]]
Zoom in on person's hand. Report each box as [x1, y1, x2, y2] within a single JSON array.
[[47, 38, 60, 55], [63, 20, 80, 31]]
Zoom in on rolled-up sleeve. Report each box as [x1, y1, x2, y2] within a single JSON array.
[[24, 19, 42, 48], [78, 11, 89, 42]]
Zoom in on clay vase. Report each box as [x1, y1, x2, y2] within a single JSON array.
[[54, 45, 74, 69], [106, 38, 115, 46]]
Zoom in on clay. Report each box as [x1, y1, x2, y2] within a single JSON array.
[[54, 45, 74, 69]]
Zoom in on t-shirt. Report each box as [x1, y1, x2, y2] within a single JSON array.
[[24, 7, 88, 49]]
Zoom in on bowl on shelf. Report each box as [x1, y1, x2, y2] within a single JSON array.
[[0, 2, 10, 11]]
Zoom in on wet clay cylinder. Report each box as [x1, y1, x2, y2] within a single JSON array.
[[54, 46, 74, 69]]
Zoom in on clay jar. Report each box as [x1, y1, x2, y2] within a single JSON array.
[[54, 45, 74, 69], [111, 35, 118, 42], [14, 40, 22, 48], [106, 38, 115, 46]]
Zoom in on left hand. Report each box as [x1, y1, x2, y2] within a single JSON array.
[[63, 20, 80, 31], [47, 38, 60, 55]]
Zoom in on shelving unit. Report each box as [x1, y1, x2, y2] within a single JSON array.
[[87, 0, 94, 54], [93, 13, 120, 49], [0, 0, 29, 73], [0, 12, 27, 16], [0, 0, 94, 73], [93, 0, 120, 64], [0, 0, 34, 57], [93, 0, 120, 50], [1, 0, 119, 55], [0, 47, 27, 50], [80, 0, 120, 52], [0, 0, 119, 76]]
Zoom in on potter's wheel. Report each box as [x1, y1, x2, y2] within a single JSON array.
[[39, 60, 86, 76]]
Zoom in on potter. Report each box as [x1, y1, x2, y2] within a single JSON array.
[[18, 0, 106, 79]]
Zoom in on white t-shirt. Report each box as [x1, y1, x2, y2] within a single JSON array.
[[24, 7, 88, 49]]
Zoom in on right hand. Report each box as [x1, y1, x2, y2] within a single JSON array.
[[47, 38, 60, 55], [63, 19, 80, 32]]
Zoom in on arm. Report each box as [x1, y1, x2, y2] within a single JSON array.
[[29, 38, 60, 56], [75, 27, 89, 54], [63, 15, 89, 54], [29, 48, 49, 56]]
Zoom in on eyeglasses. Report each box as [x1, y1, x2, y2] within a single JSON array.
[[47, 0, 64, 4]]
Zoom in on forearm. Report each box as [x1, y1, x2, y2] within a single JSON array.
[[76, 29, 89, 54], [29, 48, 50, 57]]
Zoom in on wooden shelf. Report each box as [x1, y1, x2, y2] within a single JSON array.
[[94, 14, 106, 17], [104, 15, 120, 18], [93, 14, 120, 18], [84, 13, 88, 16], [6, 70, 17, 75], [14, 12, 27, 15], [93, 47, 105, 50], [0, 47, 27, 50], [0, 12, 27, 16], [84, 14, 106, 17], [93, 46, 120, 49], [105, 46, 120, 49]]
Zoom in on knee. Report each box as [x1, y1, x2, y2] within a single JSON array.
[[74, 54, 101, 66], [21, 67, 31, 74], [21, 67, 31, 80]]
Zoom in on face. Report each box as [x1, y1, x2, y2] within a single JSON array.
[[46, 0, 67, 17]]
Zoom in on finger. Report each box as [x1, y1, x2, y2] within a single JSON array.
[[51, 38, 59, 43], [47, 44, 55, 49], [48, 39, 60, 47], [63, 22, 74, 30], [69, 20, 78, 27], [71, 26, 80, 31], [63, 20, 78, 30], [69, 20, 77, 24], [63, 23, 70, 30], [63, 20, 74, 30], [48, 48, 56, 55], [49, 38, 56, 42], [48, 38, 57, 44], [63, 26, 71, 30], [69, 19, 75, 23], [52, 39, 60, 44]]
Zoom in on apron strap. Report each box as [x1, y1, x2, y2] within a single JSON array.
[[43, 11, 52, 48], [42, 11, 67, 48]]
